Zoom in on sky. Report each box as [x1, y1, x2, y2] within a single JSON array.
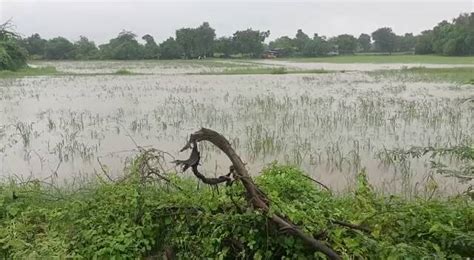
[[0, 0, 472, 44]]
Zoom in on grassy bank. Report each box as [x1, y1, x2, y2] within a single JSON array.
[[370, 66, 474, 84], [0, 66, 146, 78], [284, 55, 474, 64], [0, 66, 60, 78], [1, 159, 473, 259]]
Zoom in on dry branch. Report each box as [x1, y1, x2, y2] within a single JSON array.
[[175, 128, 341, 259]]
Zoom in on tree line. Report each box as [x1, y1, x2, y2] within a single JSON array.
[[1, 12, 473, 69]]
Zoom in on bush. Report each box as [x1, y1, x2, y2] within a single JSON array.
[[0, 40, 27, 71], [0, 162, 472, 258]]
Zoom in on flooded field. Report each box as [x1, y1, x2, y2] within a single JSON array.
[[255, 59, 474, 72], [1, 60, 472, 195]]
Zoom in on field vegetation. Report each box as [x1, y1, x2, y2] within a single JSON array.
[[0, 66, 59, 78], [370, 66, 474, 84], [1, 151, 473, 259]]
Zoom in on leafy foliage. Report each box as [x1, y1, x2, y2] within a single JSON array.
[[176, 22, 215, 59], [232, 29, 270, 58], [0, 20, 27, 70], [159, 37, 182, 60], [415, 13, 474, 56], [142, 34, 160, 59], [99, 31, 144, 60], [0, 41, 27, 71], [44, 37, 75, 60], [332, 34, 358, 54], [214, 37, 234, 58], [358, 33, 371, 52], [372, 27, 397, 54], [397, 33, 416, 52], [302, 34, 333, 57], [0, 161, 472, 258], [268, 36, 295, 57], [19, 33, 47, 58], [72, 36, 99, 60]]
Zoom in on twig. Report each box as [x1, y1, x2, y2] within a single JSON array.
[[301, 174, 332, 194], [97, 157, 114, 182]]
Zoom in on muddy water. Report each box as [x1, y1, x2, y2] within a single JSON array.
[[0, 61, 472, 195], [253, 59, 474, 71]]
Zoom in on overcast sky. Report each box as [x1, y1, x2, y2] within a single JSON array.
[[0, 0, 472, 44]]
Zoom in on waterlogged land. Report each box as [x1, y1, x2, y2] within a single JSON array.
[[0, 59, 473, 195], [282, 54, 474, 64]]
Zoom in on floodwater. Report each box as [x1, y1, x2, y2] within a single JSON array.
[[254, 59, 474, 71], [1, 60, 472, 195]]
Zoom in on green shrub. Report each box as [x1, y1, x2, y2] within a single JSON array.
[[0, 40, 27, 71], [0, 162, 472, 258]]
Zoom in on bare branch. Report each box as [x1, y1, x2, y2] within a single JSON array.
[[175, 128, 341, 260]]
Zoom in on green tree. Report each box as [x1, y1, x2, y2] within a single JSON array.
[[232, 29, 270, 58], [431, 21, 453, 55], [44, 37, 74, 59], [20, 33, 47, 58], [142, 34, 160, 59], [398, 33, 416, 52], [334, 34, 358, 54], [175, 28, 196, 59], [371, 27, 397, 54], [358, 33, 371, 52], [194, 22, 215, 58], [430, 13, 474, 56], [159, 37, 182, 59], [415, 30, 434, 54], [453, 12, 474, 55], [413, 13, 473, 56], [213, 37, 234, 58], [72, 36, 98, 60], [269, 36, 295, 57], [176, 22, 216, 59], [302, 34, 332, 57], [99, 30, 144, 60], [294, 29, 310, 53], [0, 20, 27, 70]]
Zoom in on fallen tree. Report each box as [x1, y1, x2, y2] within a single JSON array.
[[174, 128, 341, 259]]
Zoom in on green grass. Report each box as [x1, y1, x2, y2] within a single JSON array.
[[198, 67, 332, 75], [113, 69, 136, 75], [0, 66, 60, 78], [0, 66, 147, 78], [283, 55, 474, 64], [370, 66, 474, 84]]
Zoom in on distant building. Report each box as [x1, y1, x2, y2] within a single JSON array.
[[262, 49, 281, 59]]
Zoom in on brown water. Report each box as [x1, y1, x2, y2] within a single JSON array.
[[253, 59, 474, 71], [1, 60, 472, 195]]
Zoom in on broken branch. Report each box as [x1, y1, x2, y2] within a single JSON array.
[[175, 128, 341, 260]]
